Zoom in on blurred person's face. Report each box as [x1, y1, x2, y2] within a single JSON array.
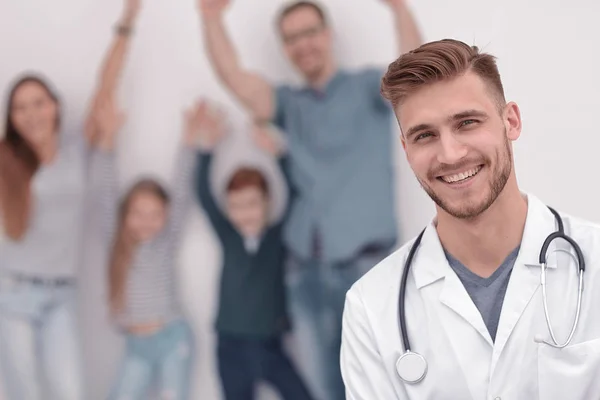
[[10, 81, 59, 147], [226, 186, 269, 237], [397, 71, 522, 219], [125, 191, 168, 241], [279, 6, 332, 81]]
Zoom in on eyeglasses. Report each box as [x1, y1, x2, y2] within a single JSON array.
[[281, 25, 325, 45]]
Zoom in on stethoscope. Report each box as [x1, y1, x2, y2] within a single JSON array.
[[395, 206, 586, 384]]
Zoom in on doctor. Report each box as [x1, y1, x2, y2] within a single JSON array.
[[340, 38, 600, 400]]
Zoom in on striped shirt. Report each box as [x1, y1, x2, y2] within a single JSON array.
[[90, 146, 194, 326]]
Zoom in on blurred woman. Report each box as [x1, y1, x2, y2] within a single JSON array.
[[0, 1, 140, 398], [0, 73, 86, 400], [90, 97, 201, 400]]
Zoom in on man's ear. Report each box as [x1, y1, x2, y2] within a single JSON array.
[[504, 101, 522, 141]]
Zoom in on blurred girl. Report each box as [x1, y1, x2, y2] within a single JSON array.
[[90, 98, 203, 400]]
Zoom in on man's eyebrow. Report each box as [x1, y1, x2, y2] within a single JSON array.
[[405, 123, 434, 139], [404, 110, 489, 138], [448, 109, 489, 122]]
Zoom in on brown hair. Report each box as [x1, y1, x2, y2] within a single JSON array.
[[226, 167, 269, 196], [0, 75, 60, 240], [277, 1, 327, 29], [381, 39, 506, 111], [109, 179, 169, 313]]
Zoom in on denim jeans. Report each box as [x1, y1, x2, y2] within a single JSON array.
[[217, 333, 314, 400], [108, 319, 194, 400], [0, 276, 84, 400], [286, 246, 392, 400]]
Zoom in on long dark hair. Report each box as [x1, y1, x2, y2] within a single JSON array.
[[109, 179, 170, 313], [0, 74, 60, 240]]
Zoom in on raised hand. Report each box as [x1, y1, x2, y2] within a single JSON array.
[[94, 98, 126, 151], [198, 0, 230, 18], [121, 0, 141, 26], [252, 125, 283, 157], [184, 99, 226, 149], [381, 0, 406, 9]]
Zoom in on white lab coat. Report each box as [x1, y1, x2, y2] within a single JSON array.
[[340, 193, 600, 400]]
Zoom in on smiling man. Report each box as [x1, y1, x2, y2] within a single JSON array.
[[340, 39, 600, 399]]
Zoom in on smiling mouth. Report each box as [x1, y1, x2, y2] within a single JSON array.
[[438, 165, 483, 184]]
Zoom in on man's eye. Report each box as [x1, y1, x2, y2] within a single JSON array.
[[460, 119, 478, 127], [415, 132, 433, 141]]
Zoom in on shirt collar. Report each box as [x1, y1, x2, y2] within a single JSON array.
[[302, 69, 346, 97]]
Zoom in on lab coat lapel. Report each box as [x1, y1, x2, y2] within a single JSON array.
[[413, 224, 493, 400], [414, 224, 493, 345], [490, 194, 557, 374]]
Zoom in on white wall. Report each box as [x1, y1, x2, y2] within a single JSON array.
[[0, 0, 599, 398]]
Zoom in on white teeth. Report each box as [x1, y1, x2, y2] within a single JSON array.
[[441, 166, 482, 183]]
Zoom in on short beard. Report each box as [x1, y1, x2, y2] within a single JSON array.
[[418, 134, 512, 220]]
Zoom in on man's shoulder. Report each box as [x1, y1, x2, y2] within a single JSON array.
[[333, 67, 385, 90], [563, 211, 600, 247], [544, 209, 600, 278], [275, 66, 384, 91]]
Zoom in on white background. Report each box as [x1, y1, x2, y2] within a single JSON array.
[[0, 0, 599, 398]]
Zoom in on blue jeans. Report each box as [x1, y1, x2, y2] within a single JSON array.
[[109, 319, 194, 400], [217, 333, 314, 400], [286, 247, 392, 400], [0, 276, 83, 400]]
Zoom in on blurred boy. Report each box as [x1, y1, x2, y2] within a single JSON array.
[[194, 104, 313, 400]]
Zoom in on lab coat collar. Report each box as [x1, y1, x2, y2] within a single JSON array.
[[412, 192, 559, 290], [491, 193, 562, 372], [408, 192, 561, 381], [517, 193, 561, 269]]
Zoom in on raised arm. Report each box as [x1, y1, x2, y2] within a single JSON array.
[[198, 0, 274, 121], [383, 0, 423, 55], [85, 0, 141, 142], [252, 125, 297, 221], [162, 109, 200, 239], [189, 101, 235, 236], [89, 98, 126, 243]]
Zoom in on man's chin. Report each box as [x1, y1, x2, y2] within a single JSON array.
[[300, 64, 324, 79], [440, 198, 494, 219], [428, 190, 488, 219]]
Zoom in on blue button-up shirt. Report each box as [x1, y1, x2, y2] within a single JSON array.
[[273, 68, 398, 263]]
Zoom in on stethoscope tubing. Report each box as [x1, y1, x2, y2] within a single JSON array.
[[398, 206, 585, 358]]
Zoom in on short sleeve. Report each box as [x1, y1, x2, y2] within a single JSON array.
[[360, 67, 391, 111], [272, 85, 292, 131]]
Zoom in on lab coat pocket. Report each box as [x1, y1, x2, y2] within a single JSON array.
[[538, 337, 600, 400]]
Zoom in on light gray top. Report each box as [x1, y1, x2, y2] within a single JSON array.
[[90, 146, 195, 326], [0, 133, 88, 278], [445, 246, 520, 342]]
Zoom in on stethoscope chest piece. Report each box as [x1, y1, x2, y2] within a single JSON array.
[[396, 351, 427, 384]]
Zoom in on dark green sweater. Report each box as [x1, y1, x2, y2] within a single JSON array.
[[196, 152, 296, 338]]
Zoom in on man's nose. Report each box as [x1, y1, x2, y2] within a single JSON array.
[[436, 132, 468, 165]]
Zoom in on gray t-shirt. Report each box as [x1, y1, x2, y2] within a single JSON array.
[[0, 133, 87, 278], [445, 246, 520, 342]]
